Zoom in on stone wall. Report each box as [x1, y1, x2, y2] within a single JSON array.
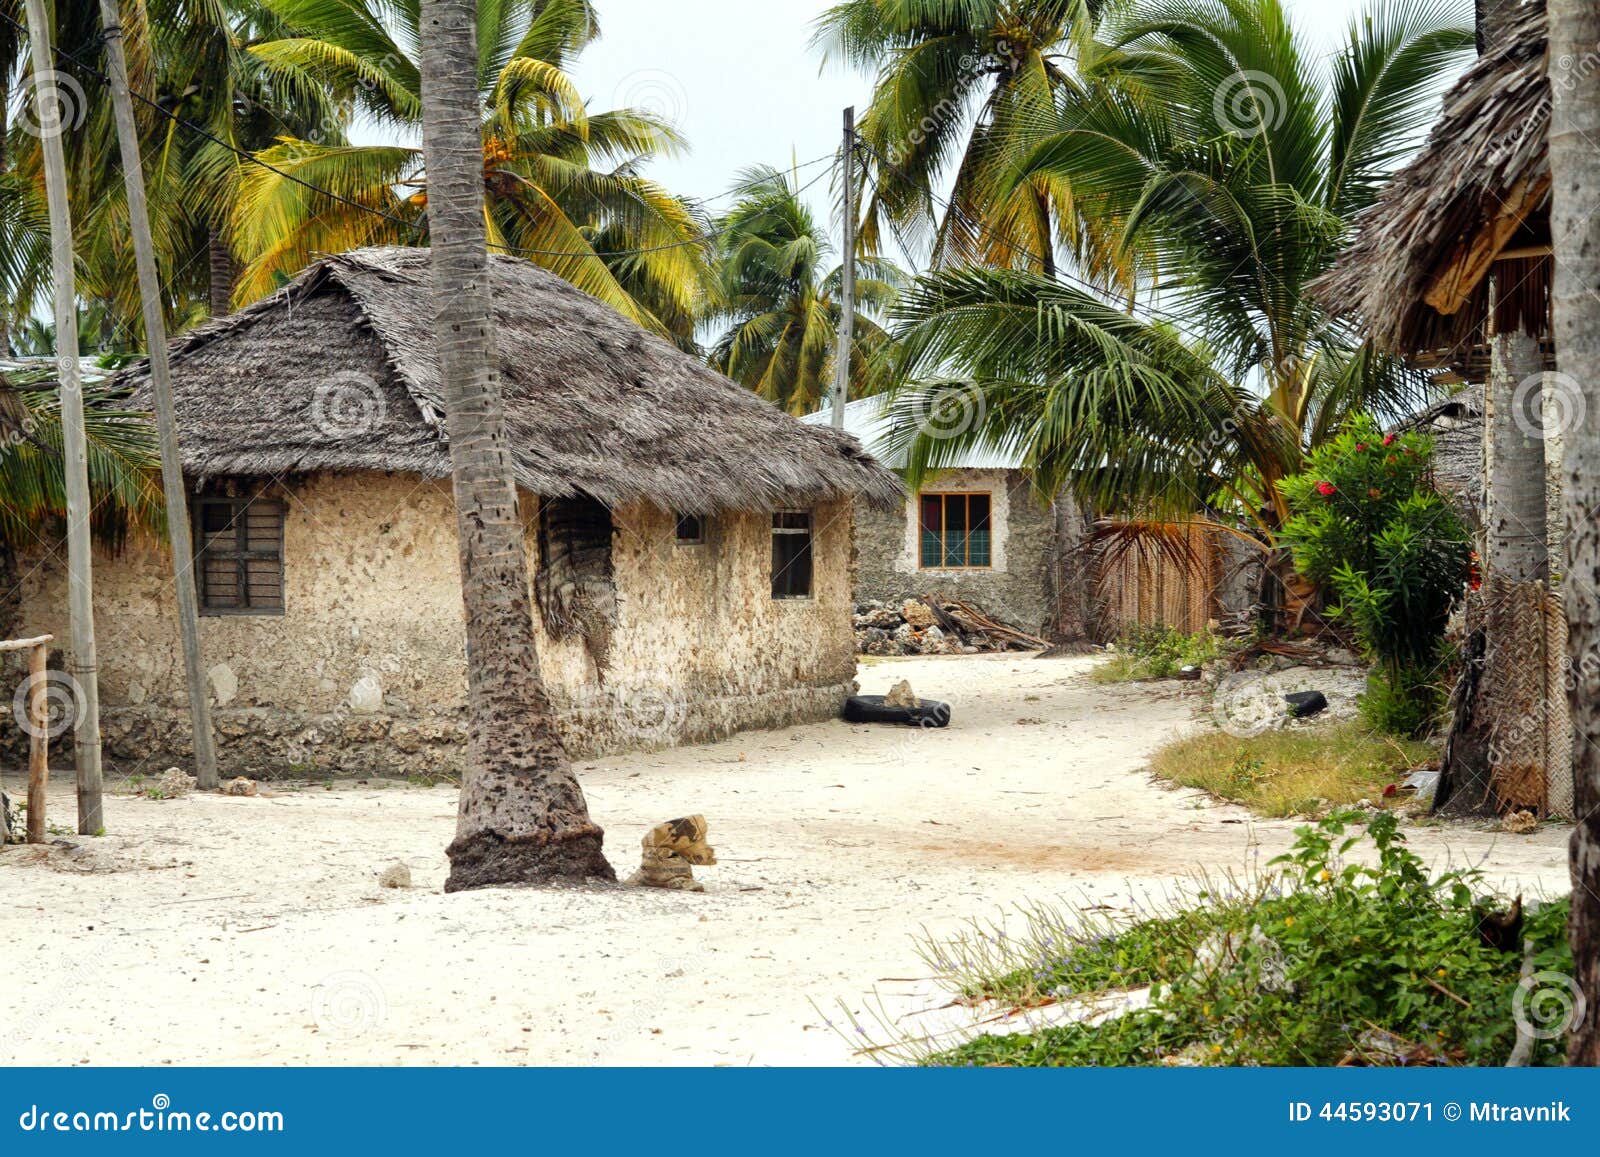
[[851, 468, 1056, 634], [7, 471, 856, 779]]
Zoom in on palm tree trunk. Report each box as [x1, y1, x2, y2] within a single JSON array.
[[207, 228, 233, 317], [1548, 0, 1600, 1067], [1437, 323, 1548, 818], [1, 71, 10, 357], [1044, 492, 1090, 647], [1485, 328, 1549, 583], [417, 0, 612, 891]]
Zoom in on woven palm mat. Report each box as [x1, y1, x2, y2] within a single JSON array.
[[1483, 578, 1560, 813]]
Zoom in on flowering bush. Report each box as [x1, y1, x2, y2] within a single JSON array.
[[1280, 416, 1470, 734]]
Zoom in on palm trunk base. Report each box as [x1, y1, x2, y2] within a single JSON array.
[[1570, 822, 1600, 1065], [445, 825, 616, 892]]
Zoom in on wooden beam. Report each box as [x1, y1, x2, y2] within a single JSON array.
[[1495, 243, 1554, 261], [1423, 174, 1552, 315], [25, 640, 48, 844]]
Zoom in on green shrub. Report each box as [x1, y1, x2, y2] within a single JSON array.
[[1280, 416, 1470, 734], [1094, 623, 1229, 682], [909, 814, 1570, 1067]]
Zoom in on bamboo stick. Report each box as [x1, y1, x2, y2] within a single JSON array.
[[25, 640, 47, 843], [22, 0, 105, 835]]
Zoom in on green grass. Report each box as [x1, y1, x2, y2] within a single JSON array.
[[1090, 624, 1233, 684], [846, 815, 1573, 1068], [1149, 721, 1435, 817]]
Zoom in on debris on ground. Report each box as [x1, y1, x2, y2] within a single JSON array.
[[150, 767, 196, 799], [377, 861, 411, 889], [883, 680, 919, 709], [844, 693, 952, 727], [1502, 809, 1539, 835], [0, 789, 17, 845], [1336, 1027, 1461, 1067], [1284, 690, 1328, 719], [854, 596, 1047, 656], [1209, 661, 1366, 735], [626, 815, 716, 892], [222, 777, 258, 797]]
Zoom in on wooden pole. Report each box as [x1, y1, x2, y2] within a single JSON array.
[[21, 0, 105, 834], [25, 638, 48, 843], [830, 106, 855, 432], [97, 0, 218, 790]]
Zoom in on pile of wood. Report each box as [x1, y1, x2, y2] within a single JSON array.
[[854, 596, 1048, 656]]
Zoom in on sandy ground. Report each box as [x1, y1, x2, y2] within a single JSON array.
[[0, 655, 1571, 1066]]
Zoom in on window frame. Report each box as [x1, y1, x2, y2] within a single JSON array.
[[673, 511, 706, 546], [770, 509, 814, 601], [192, 491, 286, 617], [917, 490, 993, 570]]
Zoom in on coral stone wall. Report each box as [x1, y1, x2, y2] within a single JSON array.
[[850, 468, 1056, 634], [8, 471, 856, 779]]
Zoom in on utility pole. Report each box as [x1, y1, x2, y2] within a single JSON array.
[[830, 105, 855, 432], [22, 0, 104, 833], [98, 0, 218, 790]]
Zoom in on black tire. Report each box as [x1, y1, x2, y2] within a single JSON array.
[[843, 695, 952, 728]]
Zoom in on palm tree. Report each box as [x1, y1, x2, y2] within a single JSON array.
[[705, 165, 901, 415], [811, 0, 1138, 291], [416, 0, 612, 890], [886, 0, 1472, 616], [1548, 0, 1600, 1068], [234, 0, 706, 342], [0, 366, 164, 637]]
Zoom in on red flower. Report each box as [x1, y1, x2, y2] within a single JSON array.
[[1316, 481, 1337, 497], [1355, 443, 1366, 452], [1382, 784, 1398, 799], [1382, 433, 1396, 447], [1368, 488, 1382, 499]]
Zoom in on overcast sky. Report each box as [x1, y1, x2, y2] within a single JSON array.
[[563, 0, 1465, 227]]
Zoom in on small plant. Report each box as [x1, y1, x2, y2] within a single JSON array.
[[862, 815, 1570, 1067], [1094, 623, 1231, 683], [1280, 416, 1470, 735]]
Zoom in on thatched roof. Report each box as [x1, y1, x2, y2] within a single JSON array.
[[1312, 0, 1549, 364], [1398, 387, 1484, 511], [119, 247, 901, 513]]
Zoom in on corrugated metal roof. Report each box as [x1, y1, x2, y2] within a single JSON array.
[[800, 394, 1026, 470]]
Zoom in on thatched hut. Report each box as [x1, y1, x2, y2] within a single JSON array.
[[11, 247, 900, 778], [1312, 0, 1551, 381], [1313, 0, 1571, 820]]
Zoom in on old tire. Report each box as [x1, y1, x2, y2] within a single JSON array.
[[843, 695, 952, 728]]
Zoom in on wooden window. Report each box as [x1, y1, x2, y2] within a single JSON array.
[[535, 495, 618, 671], [194, 493, 285, 615], [771, 511, 813, 599], [674, 512, 704, 544], [919, 492, 992, 569]]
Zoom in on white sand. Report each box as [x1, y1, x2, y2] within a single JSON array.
[[0, 655, 1569, 1066]]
